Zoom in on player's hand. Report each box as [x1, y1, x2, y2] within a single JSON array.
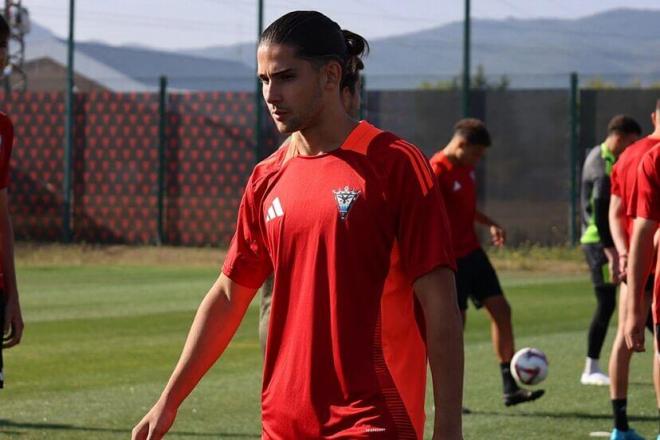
[[489, 225, 506, 247], [624, 312, 645, 352], [618, 254, 628, 283], [603, 247, 620, 284], [3, 293, 24, 349], [132, 399, 178, 440]]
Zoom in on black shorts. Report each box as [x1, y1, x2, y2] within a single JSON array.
[[455, 248, 504, 310], [582, 243, 614, 288]]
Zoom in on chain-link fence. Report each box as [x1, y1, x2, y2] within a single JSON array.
[[4, 71, 660, 246]]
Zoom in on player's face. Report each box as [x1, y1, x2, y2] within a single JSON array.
[[458, 142, 487, 167], [612, 133, 639, 156], [257, 43, 325, 134]]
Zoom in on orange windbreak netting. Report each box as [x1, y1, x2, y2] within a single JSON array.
[[3, 90, 279, 245]]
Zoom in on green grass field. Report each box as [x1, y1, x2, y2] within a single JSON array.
[[2, 245, 659, 439]]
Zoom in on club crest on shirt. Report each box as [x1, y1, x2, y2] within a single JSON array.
[[332, 186, 360, 220]]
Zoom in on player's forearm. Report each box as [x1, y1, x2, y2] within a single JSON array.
[[474, 210, 497, 227], [627, 219, 657, 319], [0, 213, 18, 298], [0, 190, 18, 298], [159, 275, 255, 409], [428, 310, 464, 438], [414, 268, 464, 438], [608, 195, 628, 256]]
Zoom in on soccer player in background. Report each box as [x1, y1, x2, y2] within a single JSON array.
[[608, 104, 660, 440], [132, 11, 464, 440], [0, 13, 23, 389], [259, 59, 364, 355], [579, 115, 641, 386], [625, 141, 660, 440], [429, 119, 544, 407]]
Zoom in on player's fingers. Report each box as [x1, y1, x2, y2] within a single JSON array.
[[131, 421, 150, 440], [146, 424, 165, 440], [3, 321, 23, 349]]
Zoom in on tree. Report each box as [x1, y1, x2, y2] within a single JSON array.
[[418, 64, 510, 91]]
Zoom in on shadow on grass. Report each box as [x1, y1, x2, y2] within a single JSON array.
[[466, 411, 656, 422], [0, 419, 260, 438]]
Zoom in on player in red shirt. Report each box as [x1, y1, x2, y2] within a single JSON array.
[[132, 11, 464, 440], [608, 102, 660, 439], [258, 59, 364, 355], [624, 142, 660, 440], [0, 14, 23, 390], [430, 119, 544, 407]]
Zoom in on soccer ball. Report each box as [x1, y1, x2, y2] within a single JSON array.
[[511, 347, 548, 386]]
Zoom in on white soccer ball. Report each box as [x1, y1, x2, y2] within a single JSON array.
[[511, 347, 548, 386]]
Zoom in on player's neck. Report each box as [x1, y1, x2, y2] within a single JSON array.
[[292, 112, 357, 156], [442, 141, 462, 165]]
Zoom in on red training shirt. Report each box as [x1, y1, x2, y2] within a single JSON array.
[[0, 113, 14, 290], [628, 144, 660, 324], [429, 151, 480, 258], [611, 136, 660, 240], [223, 121, 456, 439]]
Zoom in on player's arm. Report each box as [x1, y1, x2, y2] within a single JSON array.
[[624, 217, 657, 352], [0, 188, 22, 348], [608, 194, 629, 278], [414, 266, 463, 440], [132, 274, 258, 440], [594, 177, 619, 281], [475, 209, 505, 246]]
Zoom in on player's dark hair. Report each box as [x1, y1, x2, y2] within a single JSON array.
[[607, 115, 641, 136], [259, 11, 369, 93], [454, 118, 492, 147], [656, 99, 660, 113], [0, 14, 9, 42]]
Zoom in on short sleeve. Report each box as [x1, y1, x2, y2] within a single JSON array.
[[0, 114, 14, 190], [389, 140, 456, 282], [222, 174, 273, 288], [628, 148, 660, 222]]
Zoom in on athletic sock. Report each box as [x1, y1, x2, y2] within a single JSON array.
[[612, 399, 629, 431], [500, 362, 519, 394], [657, 407, 660, 435], [585, 357, 601, 375]]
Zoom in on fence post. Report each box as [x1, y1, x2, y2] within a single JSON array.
[[254, 0, 264, 164], [569, 72, 579, 245], [157, 75, 168, 245], [62, 0, 75, 243]]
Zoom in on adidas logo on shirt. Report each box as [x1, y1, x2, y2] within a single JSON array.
[[453, 181, 462, 192], [265, 197, 284, 222]]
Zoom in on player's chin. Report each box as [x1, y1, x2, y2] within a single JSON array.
[[273, 120, 297, 134]]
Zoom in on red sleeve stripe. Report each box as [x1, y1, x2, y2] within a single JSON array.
[[391, 140, 434, 195]]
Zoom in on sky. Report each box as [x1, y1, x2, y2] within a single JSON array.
[[24, 0, 660, 50]]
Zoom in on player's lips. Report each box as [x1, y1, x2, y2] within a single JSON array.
[[271, 109, 289, 120]]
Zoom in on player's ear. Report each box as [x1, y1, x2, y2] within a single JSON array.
[[322, 60, 342, 92]]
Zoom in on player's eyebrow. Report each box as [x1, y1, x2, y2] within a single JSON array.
[[258, 68, 295, 81]]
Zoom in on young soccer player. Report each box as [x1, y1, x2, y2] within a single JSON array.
[[580, 115, 641, 386], [608, 104, 660, 440], [0, 14, 23, 389], [259, 61, 364, 355], [625, 141, 660, 440], [132, 11, 464, 440], [429, 118, 543, 407]]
